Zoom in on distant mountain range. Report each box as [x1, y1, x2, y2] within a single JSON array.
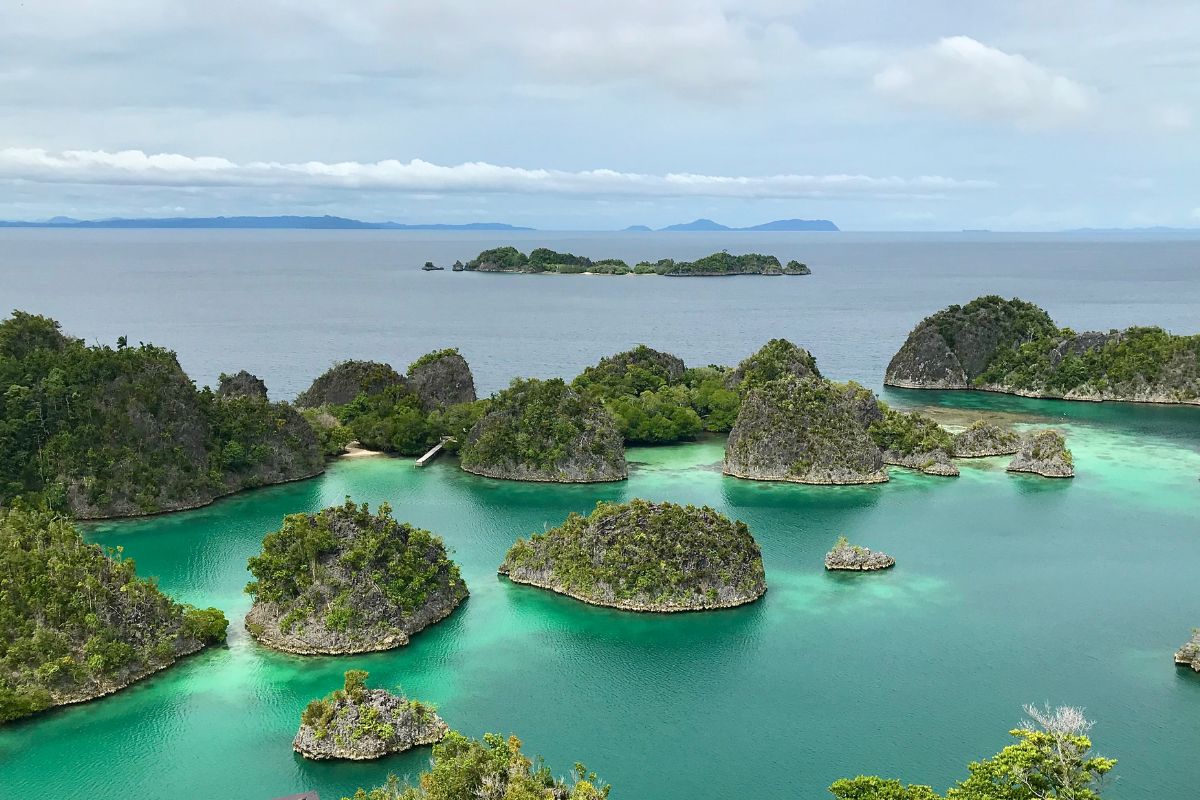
[[0, 215, 534, 230], [625, 218, 840, 232]]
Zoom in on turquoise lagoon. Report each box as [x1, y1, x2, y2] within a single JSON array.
[[1, 392, 1198, 799]]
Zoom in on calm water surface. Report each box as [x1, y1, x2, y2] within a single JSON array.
[[1, 231, 1198, 799]]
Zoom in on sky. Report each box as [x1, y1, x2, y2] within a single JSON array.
[[1, 1, 1197, 230]]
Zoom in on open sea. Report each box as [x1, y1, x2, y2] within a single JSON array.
[[1, 229, 1198, 799]]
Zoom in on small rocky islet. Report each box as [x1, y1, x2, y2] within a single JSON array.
[[499, 499, 766, 612], [885, 294, 1200, 404], [951, 420, 1021, 457], [1006, 429, 1075, 478], [1176, 630, 1200, 672], [825, 537, 895, 571], [243, 500, 467, 655], [293, 669, 447, 761]]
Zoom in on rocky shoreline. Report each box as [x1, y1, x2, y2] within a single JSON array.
[[1006, 430, 1074, 478], [45, 639, 210, 712], [293, 672, 448, 761], [1175, 630, 1200, 672], [498, 569, 766, 612], [825, 538, 895, 571]]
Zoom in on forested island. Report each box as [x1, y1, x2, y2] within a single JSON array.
[[244, 500, 467, 655], [885, 295, 1200, 404], [499, 499, 766, 611], [294, 669, 447, 761], [0, 311, 324, 519], [0, 505, 227, 723], [457, 247, 811, 276]]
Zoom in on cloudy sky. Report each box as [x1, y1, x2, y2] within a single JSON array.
[[1, 1, 1197, 229]]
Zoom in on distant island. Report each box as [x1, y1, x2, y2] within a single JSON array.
[[630, 218, 839, 232], [0, 215, 533, 230], [457, 247, 811, 276]]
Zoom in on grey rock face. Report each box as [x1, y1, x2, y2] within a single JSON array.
[[407, 350, 477, 410], [825, 540, 895, 571], [952, 420, 1021, 457], [295, 360, 406, 408], [882, 449, 959, 476], [217, 370, 268, 400], [884, 296, 1057, 388], [724, 376, 888, 485], [1006, 430, 1074, 478], [293, 688, 448, 761], [1176, 630, 1200, 672]]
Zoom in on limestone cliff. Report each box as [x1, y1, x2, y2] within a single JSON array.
[[724, 376, 888, 485], [459, 378, 627, 482]]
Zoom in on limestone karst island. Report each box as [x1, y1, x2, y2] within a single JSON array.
[[4, 6, 1200, 797]]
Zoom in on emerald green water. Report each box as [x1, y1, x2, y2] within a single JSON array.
[[2, 395, 1199, 799]]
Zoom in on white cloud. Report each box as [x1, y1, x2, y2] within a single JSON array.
[[873, 36, 1095, 128], [0, 147, 991, 200], [1151, 104, 1192, 131]]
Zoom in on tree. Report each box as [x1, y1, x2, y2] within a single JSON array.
[[948, 706, 1115, 800], [830, 706, 1115, 800]]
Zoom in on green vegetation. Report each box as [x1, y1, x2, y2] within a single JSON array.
[[245, 499, 465, 642], [502, 499, 765, 609], [829, 705, 1114, 799], [642, 251, 785, 276], [459, 378, 626, 481], [0, 310, 321, 518], [868, 405, 953, 455], [888, 296, 1200, 402], [299, 408, 355, 457], [462, 248, 807, 277], [300, 669, 433, 743], [0, 504, 227, 723], [464, 246, 529, 272], [300, 350, 481, 456], [408, 348, 461, 374], [570, 346, 739, 443], [728, 338, 822, 391], [294, 360, 407, 408], [342, 731, 608, 800], [977, 325, 1200, 397]]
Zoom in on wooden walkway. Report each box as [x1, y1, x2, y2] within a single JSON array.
[[416, 436, 454, 467]]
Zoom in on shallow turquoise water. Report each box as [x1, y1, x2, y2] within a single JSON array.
[[2, 396, 1198, 800]]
